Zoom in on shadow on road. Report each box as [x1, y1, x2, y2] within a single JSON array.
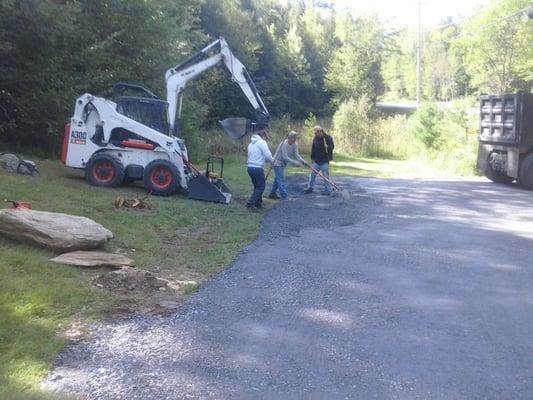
[[45, 176, 533, 399]]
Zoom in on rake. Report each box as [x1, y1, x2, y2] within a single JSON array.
[[306, 163, 351, 200]]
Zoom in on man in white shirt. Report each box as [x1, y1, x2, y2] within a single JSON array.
[[246, 130, 273, 209]]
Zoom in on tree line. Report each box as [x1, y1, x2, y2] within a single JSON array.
[[0, 0, 531, 151]]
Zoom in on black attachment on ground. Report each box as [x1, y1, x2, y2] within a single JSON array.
[[187, 156, 232, 204], [188, 174, 231, 204]]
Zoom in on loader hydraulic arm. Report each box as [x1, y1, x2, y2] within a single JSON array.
[[165, 37, 270, 135]]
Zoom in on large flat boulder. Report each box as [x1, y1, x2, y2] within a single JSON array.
[[0, 209, 113, 252], [51, 251, 133, 268]]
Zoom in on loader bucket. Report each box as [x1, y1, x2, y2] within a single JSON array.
[[219, 117, 250, 139], [187, 174, 232, 204]]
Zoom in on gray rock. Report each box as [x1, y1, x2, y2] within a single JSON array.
[[17, 160, 38, 175], [0, 209, 113, 252], [51, 251, 133, 268], [0, 153, 19, 173]]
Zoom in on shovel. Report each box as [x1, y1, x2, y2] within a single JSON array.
[[305, 163, 351, 200]]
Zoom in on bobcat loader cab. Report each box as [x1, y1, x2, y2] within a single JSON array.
[[61, 37, 270, 203]]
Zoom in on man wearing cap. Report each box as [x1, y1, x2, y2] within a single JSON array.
[[305, 125, 334, 195], [268, 131, 307, 200], [246, 130, 274, 209]]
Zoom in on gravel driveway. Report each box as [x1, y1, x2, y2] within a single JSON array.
[[44, 176, 533, 399]]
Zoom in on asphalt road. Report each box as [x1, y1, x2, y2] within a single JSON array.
[[45, 176, 533, 399]]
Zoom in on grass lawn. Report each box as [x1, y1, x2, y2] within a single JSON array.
[[0, 153, 265, 399], [0, 151, 426, 398], [329, 153, 470, 179]]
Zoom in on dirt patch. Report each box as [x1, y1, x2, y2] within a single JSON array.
[[93, 267, 198, 317]]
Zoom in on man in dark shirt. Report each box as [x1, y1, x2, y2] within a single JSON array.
[[305, 125, 335, 195]]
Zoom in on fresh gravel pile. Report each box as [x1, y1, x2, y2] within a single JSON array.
[[260, 174, 374, 239]]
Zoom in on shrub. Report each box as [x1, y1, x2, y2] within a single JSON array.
[[332, 96, 373, 155], [408, 103, 443, 149], [407, 99, 479, 176]]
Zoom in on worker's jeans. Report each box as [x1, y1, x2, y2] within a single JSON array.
[[247, 167, 265, 208], [308, 162, 331, 193], [270, 166, 288, 199]]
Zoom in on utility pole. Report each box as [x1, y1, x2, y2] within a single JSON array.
[[416, 0, 422, 111]]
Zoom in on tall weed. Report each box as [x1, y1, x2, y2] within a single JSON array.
[[332, 96, 410, 158]]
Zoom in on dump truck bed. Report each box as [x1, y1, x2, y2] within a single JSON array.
[[479, 93, 533, 147]]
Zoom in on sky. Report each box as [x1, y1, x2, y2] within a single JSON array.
[[326, 0, 493, 29]]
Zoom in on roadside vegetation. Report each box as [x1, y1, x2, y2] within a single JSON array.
[[0, 0, 531, 397], [330, 98, 479, 176], [1, 0, 530, 156]]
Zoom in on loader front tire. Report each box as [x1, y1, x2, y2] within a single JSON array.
[[143, 159, 180, 196], [86, 153, 125, 187]]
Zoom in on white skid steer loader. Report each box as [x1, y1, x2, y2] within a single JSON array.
[[60, 37, 270, 204]]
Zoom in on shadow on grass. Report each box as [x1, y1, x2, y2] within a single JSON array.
[[0, 303, 75, 400]]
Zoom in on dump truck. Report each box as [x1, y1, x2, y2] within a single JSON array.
[[477, 92, 533, 189]]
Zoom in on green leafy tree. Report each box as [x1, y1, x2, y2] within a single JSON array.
[[382, 29, 417, 100], [423, 24, 460, 101], [0, 0, 203, 150], [453, 0, 533, 93], [326, 14, 387, 104]]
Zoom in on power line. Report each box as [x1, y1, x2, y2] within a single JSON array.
[[421, 1, 504, 33], [385, 3, 531, 36], [456, 5, 533, 37], [413, 2, 530, 110]]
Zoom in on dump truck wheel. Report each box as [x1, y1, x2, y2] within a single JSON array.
[[143, 159, 180, 196], [485, 159, 513, 184], [518, 153, 533, 190], [86, 153, 125, 187]]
